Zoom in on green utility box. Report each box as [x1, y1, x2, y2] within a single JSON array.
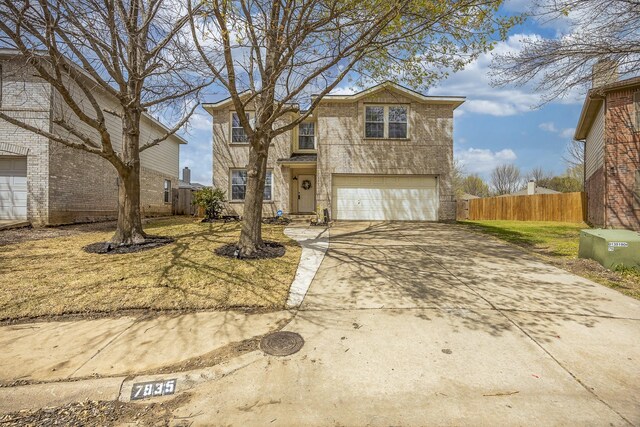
[[578, 229, 640, 269]]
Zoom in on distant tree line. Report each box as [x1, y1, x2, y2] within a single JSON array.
[[454, 140, 584, 197]]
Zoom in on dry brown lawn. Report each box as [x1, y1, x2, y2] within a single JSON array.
[[0, 217, 301, 321]]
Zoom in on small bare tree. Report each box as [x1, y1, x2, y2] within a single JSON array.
[[491, 0, 640, 101], [564, 139, 584, 169], [491, 164, 522, 195], [190, 0, 515, 256], [0, 0, 208, 244], [527, 166, 552, 184], [452, 160, 466, 199]]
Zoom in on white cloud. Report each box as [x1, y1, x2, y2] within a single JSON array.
[[429, 34, 582, 117], [329, 85, 358, 95], [538, 122, 576, 139], [539, 122, 558, 132], [455, 147, 517, 175], [187, 111, 213, 131], [560, 127, 576, 138]]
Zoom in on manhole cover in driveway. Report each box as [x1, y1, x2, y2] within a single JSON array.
[[260, 331, 304, 356]]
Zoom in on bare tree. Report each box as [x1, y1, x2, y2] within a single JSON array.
[[527, 166, 552, 184], [491, 0, 640, 101], [564, 139, 584, 169], [491, 164, 522, 195], [190, 0, 515, 256], [452, 160, 466, 198], [0, 0, 208, 244], [563, 139, 585, 186]]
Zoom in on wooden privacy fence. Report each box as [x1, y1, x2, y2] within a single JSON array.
[[466, 192, 586, 222]]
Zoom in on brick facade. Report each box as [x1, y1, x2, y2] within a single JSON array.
[[0, 56, 180, 225], [208, 84, 459, 221], [603, 88, 640, 230]]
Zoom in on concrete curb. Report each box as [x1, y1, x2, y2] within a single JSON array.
[[284, 226, 329, 308], [0, 377, 126, 414], [118, 351, 263, 403], [0, 351, 266, 414]]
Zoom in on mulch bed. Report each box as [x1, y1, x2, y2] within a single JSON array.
[[262, 217, 291, 225], [83, 236, 174, 254], [215, 240, 286, 260]]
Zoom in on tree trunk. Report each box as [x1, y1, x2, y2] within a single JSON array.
[[110, 110, 146, 245], [111, 167, 147, 245], [238, 136, 269, 257]]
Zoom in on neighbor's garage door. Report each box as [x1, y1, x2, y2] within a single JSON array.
[[0, 157, 28, 220], [332, 175, 438, 221]]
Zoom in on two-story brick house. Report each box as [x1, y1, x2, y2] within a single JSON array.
[[204, 82, 463, 221], [574, 71, 640, 231], [0, 50, 185, 225]]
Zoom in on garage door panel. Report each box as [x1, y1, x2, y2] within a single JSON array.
[[0, 157, 28, 220], [332, 175, 438, 221]]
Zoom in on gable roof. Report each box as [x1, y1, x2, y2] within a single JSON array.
[[0, 49, 188, 145], [574, 75, 640, 140], [316, 81, 465, 108], [202, 81, 466, 114], [202, 90, 252, 113]]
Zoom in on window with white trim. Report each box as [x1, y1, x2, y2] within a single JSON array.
[[365, 106, 384, 138], [231, 169, 273, 201], [163, 179, 171, 203], [231, 112, 252, 143], [298, 122, 315, 149], [364, 105, 409, 139]]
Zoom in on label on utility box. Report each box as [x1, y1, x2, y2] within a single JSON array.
[[608, 242, 629, 247], [607, 242, 629, 251]]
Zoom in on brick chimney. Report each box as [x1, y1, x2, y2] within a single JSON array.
[[527, 180, 536, 195], [592, 59, 619, 88], [182, 167, 191, 184]]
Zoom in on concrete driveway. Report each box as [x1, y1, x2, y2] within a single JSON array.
[[174, 221, 640, 426]]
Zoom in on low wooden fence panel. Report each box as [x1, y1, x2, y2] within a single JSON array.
[[466, 192, 586, 222]]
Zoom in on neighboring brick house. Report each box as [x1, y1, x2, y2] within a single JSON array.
[[574, 73, 640, 231], [0, 51, 185, 225], [203, 82, 463, 221]]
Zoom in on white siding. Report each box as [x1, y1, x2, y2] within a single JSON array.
[[585, 103, 605, 180], [52, 75, 181, 178]]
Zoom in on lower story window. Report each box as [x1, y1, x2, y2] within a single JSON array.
[[231, 169, 273, 201], [163, 179, 171, 203]]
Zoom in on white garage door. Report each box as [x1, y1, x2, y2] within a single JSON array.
[[0, 157, 28, 220], [332, 175, 438, 221]]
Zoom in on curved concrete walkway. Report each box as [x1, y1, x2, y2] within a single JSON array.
[[284, 226, 329, 308]]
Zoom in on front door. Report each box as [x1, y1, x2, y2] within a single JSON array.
[[297, 174, 315, 213]]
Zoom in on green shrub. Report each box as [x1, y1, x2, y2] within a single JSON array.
[[192, 187, 226, 220]]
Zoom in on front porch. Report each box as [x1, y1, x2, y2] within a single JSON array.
[[277, 154, 317, 215]]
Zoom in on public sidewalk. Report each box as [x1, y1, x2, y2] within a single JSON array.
[[0, 225, 328, 413]]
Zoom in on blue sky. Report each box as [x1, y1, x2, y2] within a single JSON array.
[[177, 0, 586, 185]]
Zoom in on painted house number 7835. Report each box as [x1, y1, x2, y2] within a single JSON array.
[[131, 379, 177, 400]]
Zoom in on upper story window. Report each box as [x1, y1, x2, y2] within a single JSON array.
[[231, 112, 252, 143], [365, 106, 384, 138], [365, 105, 409, 139], [231, 169, 272, 201], [298, 122, 315, 150]]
